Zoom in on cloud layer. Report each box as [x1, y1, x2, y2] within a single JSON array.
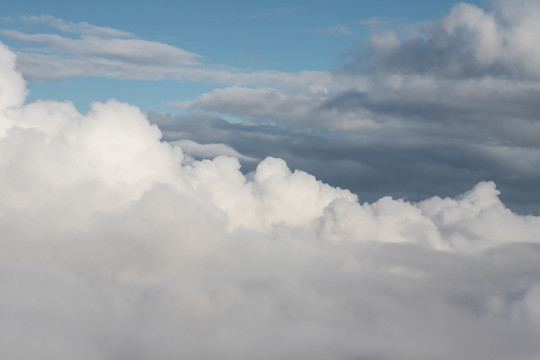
[[157, 1, 540, 214], [2, 38, 540, 360], [1, 15, 358, 96]]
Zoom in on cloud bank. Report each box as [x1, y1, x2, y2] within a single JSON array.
[[10, 4, 540, 213], [158, 0, 540, 214], [2, 38, 540, 360]]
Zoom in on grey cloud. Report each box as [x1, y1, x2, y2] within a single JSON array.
[[321, 78, 540, 148], [149, 111, 540, 214], [156, 1, 540, 217], [1, 30, 201, 66], [343, 1, 540, 79], [170, 86, 381, 131]]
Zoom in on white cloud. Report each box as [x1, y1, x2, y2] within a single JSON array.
[[0, 42, 27, 133], [171, 139, 257, 163], [2, 39, 540, 359]]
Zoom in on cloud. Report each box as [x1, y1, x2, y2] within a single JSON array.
[[159, 1, 540, 215], [1, 29, 201, 66], [252, 6, 303, 19], [1, 15, 363, 94], [3, 39, 540, 359], [149, 108, 540, 215], [315, 22, 355, 36], [170, 139, 257, 163], [170, 86, 379, 130], [21, 14, 136, 38], [344, 1, 540, 78], [0, 42, 27, 133], [159, 58, 540, 213]]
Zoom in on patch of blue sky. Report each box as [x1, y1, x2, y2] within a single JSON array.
[[26, 78, 218, 113]]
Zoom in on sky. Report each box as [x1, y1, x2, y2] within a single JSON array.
[[3, 1, 540, 359], [2, 0, 479, 110], [3, 0, 538, 214]]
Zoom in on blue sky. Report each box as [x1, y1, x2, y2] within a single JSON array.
[[2, 0, 479, 112]]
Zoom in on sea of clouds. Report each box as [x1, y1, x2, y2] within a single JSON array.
[[2, 37, 540, 359]]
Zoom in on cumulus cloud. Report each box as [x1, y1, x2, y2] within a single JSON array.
[[345, 1, 540, 78], [170, 139, 257, 163], [3, 39, 540, 360]]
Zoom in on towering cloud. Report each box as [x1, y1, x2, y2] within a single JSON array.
[[2, 39, 540, 360]]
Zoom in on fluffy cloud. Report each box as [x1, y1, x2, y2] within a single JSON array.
[[0, 42, 26, 126], [345, 1, 540, 78], [171, 139, 257, 163], [2, 40, 540, 360], [151, 97, 540, 214]]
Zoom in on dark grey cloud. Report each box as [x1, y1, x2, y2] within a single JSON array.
[[149, 110, 540, 214], [155, 1, 540, 215]]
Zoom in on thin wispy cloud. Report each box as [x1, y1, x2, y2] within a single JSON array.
[[20, 14, 136, 38], [1, 16, 362, 94], [1, 29, 201, 65], [315, 22, 355, 36], [252, 6, 303, 19]]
